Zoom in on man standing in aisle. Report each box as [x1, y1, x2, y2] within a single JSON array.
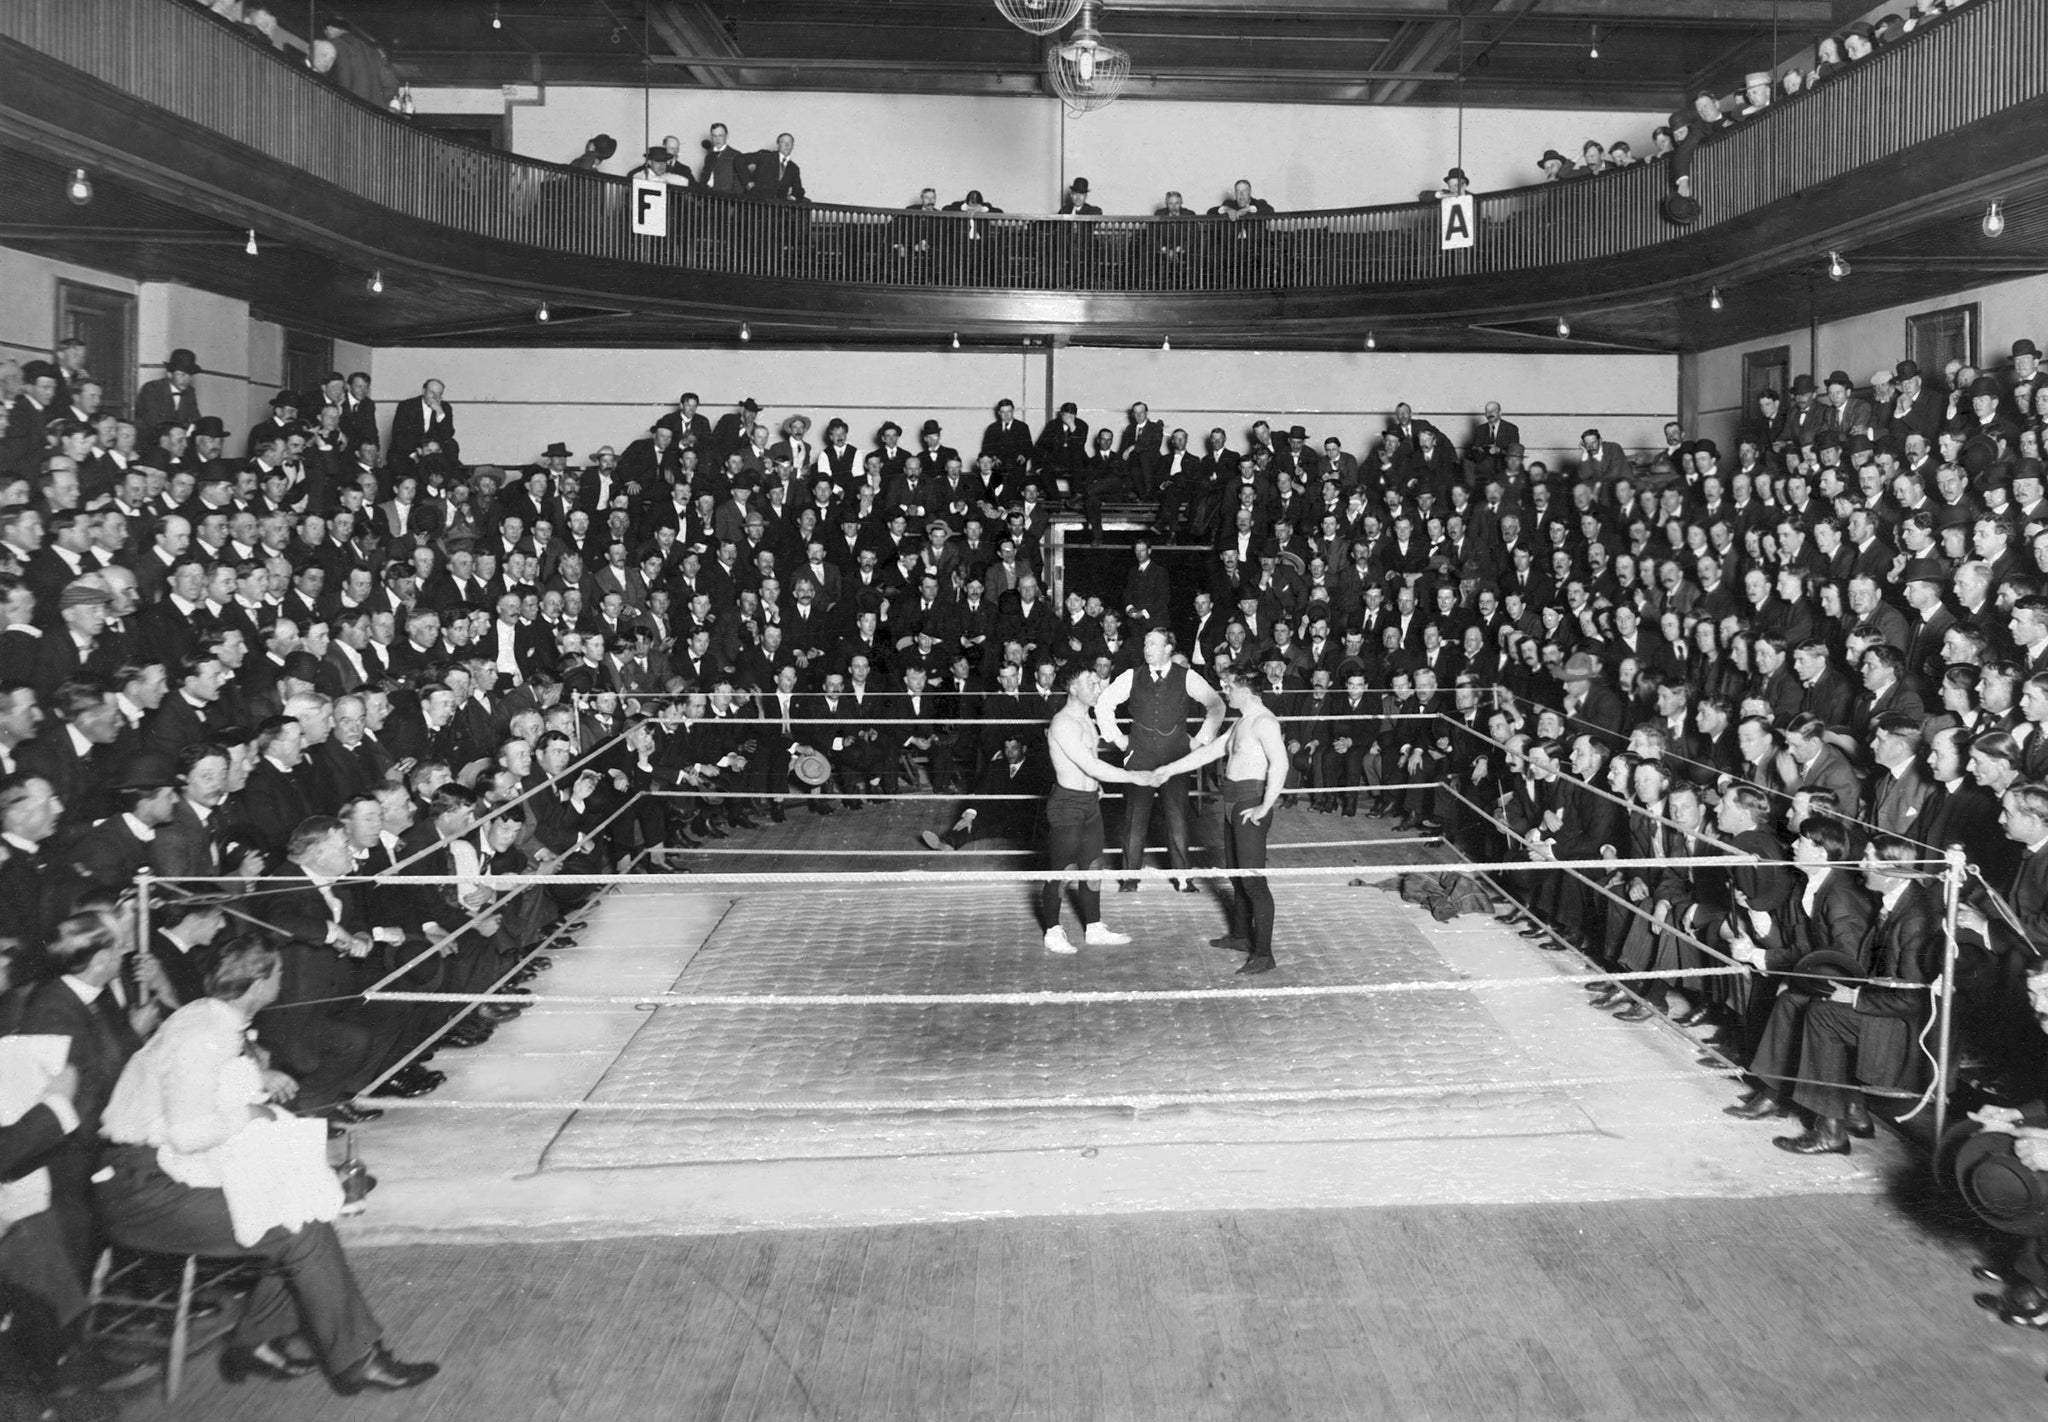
[[1153, 668, 1291, 975], [1043, 667, 1157, 955], [1095, 626, 1226, 895]]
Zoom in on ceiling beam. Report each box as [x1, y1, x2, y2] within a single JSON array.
[[1370, 0, 1519, 108], [1527, 0, 1833, 20], [646, 0, 743, 89], [1108, 0, 1829, 17]]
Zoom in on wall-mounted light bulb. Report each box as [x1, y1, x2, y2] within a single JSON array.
[[66, 169, 93, 206]]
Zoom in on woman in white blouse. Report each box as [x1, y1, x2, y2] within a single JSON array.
[[96, 937, 437, 1395]]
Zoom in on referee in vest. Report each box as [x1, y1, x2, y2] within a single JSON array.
[[1095, 626, 1226, 893]]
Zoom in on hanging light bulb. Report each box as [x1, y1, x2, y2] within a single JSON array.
[[1588, 25, 1599, 59], [536, 301, 551, 322], [1077, 43, 1096, 85], [367, 269, 384, 295], [951, 332, 961, 350], [1161, 335, 1171, 351], [65, 169, 93, 206], [1826, 250, 1850, 281], [491, 4, 502, 28], [1984, 201, 2007, 239], [1556, 316, 1571, 338], [1709, 286, 1724, 311], [739, 322, 751, 342], [1365, 331, 1376, 351]]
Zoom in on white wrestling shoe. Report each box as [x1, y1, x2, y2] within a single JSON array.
[[1044, 926, 1078, 955], [1083, 923, 1132, 946]]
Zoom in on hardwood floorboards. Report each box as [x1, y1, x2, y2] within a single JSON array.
[[125, 1190, 2045, 1422]]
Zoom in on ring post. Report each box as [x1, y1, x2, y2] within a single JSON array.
[[1933, 845, 1966, 1168]]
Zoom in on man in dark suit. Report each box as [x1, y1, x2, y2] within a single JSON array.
[[131, 349, 202, 443], [19, 682, 119, 835], [13, 912, 145, 1278], [747, 131, 805, 200], [1733, 816, 1877, 1124], [1466, 401, 1522, 484], [1576, 428, 1633, 489], [248, 817, 390, 1115], [385, 380, 459, 480], [0, 776, 63, 951], [1117, 403, 1167, 499], [236, 717, 315, 859], [1773, 837, 1942, 1154]]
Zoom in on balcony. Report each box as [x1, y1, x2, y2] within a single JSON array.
[[4, 0, 2048, 349]]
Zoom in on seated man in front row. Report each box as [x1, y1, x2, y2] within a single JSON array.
[[921, 732, 1048, 851]]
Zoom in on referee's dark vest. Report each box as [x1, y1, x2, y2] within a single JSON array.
[[1126, 664, 1193, 769]]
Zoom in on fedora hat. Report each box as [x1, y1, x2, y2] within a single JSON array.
[[112, 754, 178, 792], [1957, 1129, 2048, 1237], [543, 441, 573, 459], [1557, 651, 1603, 682], [793, 749, 832, 787]]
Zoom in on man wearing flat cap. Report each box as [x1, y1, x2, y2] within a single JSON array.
[[33, 580, 119, 701]]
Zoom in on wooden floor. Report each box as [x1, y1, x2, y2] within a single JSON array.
[[129, 1190, 2046, 1422]]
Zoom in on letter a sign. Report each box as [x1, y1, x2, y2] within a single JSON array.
[[1439, 193, 1475, 251], [631, 178, 668, 238]]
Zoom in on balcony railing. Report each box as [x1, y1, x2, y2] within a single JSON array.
[[2, 0, 2044, 296]]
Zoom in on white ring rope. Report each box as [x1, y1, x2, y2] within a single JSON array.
[[357, 1069, 1748, 1114], [361, 965, 1755, 1007]]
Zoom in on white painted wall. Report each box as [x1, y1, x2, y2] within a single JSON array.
[[431, 85, 1661, 214], [367, 342, 1676, 473], [0, 247, 138, 366], [1693, 270, 2048, 457]]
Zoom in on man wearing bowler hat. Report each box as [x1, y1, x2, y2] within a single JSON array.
[[711, 396, 760, 467], [1783, 374, 1825, 449], [1887, 359, 1944, 445], [134, 349, 202, 441], [2007, 338, 2047, 423], [1818, 370, 1872, 444]]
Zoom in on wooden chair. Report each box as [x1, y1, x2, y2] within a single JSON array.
[[83, 1245, 260, 1401]]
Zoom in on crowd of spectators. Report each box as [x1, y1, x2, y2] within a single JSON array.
[[1533, 0, 1988, 202], [11, 308, 2048, 1393]]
